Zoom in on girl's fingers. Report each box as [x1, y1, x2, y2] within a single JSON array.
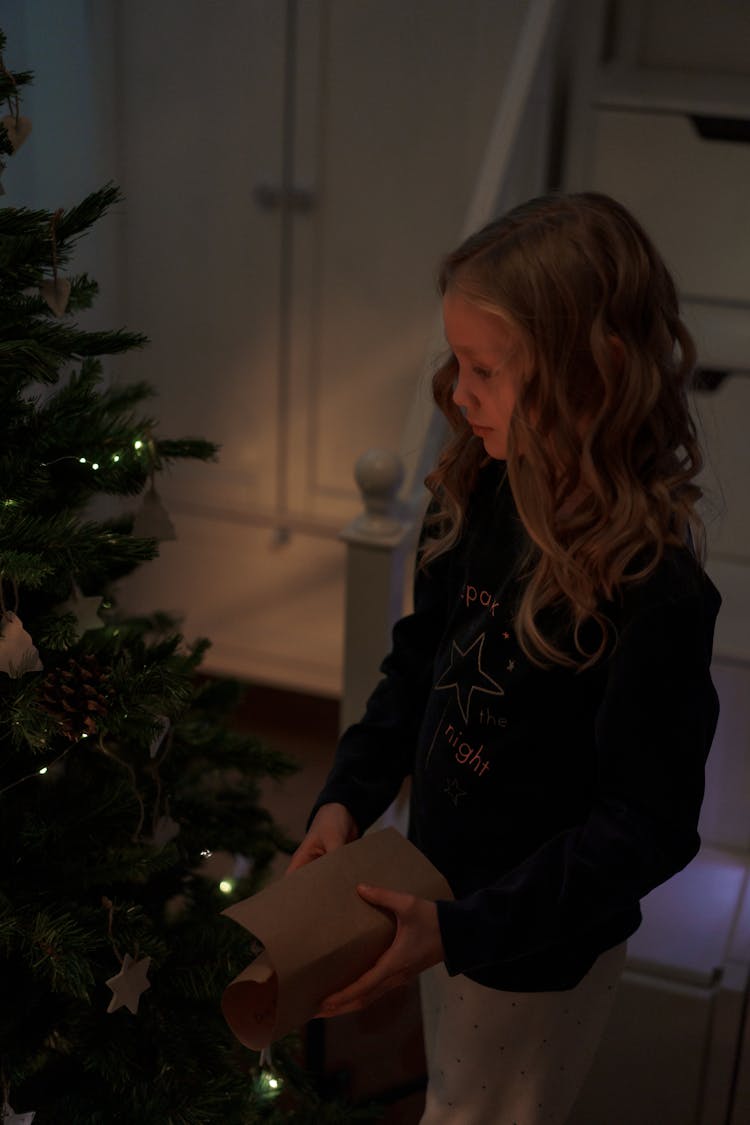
[[356, 882, 415, 915], [317, 964, 404, 1017]]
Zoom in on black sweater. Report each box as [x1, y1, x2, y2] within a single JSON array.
[[312, 461, 722, 990]]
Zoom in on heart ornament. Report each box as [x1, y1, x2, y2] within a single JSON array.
[[1, 114, 32, 152], [40, 277, 72, 317]]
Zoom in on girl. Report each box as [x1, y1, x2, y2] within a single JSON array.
[[288, 192, 721, 1123]]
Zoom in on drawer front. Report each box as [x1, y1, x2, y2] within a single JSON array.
[[589, 108, 750, 304]]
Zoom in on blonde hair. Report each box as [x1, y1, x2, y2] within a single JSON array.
[[423, 192, 706, 669]]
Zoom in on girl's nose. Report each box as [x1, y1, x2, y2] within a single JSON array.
[[452, 371, 477, 410]]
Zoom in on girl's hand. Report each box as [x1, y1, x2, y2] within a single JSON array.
[[314, 884, 445, 1017], [285, 802, 359, 874]]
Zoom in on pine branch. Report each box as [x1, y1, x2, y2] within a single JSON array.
[[0, 273, 100, 316], [0, 186, 123, 284], [7, 907, 104, 1000], [0, 323, 147, 386]]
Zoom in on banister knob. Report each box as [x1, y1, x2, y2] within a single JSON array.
[[350, 449, 404, 538]]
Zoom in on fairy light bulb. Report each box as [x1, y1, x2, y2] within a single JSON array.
[[79, 457, 87, 464], [133, 440, 143, 450], [257, 1047, 281, 1095], [219, 879, 234, 894], [38, 766, 48, 775], [92, 462, 99, 470], [112, 454, 120, 462]]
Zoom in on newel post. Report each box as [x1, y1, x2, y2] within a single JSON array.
[[338, 449, 410, 734]]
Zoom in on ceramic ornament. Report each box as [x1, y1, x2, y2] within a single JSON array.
[[132, 483, 176, 541], [105, 953, 152, 1015], [1, 1103, 35, 1125], [39, 277, 71, 317], [0, 612, 43, 677], [151, 814, 180, 849], [56, 585, 104, 637], [1, 113, 32, 151], [149, 714, 170, 758]]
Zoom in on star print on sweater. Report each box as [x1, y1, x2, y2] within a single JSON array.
[[433, 632, 504, 723]]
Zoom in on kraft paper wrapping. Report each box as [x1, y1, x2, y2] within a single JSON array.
[[221, 827, 452, 1050]]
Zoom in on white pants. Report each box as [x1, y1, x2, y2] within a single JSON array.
[[419, 943, 627, 1125]]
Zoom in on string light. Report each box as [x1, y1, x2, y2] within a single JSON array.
[[79, 457, 87, 464], [133, 440, 143, 450], [200, 849, 212, 858], [38, 766, 48, 775], [218, 879, 234, 894], [257, 1048, 283, 1096], [112, 454, 120, 463], [92, 462, 99, 470]]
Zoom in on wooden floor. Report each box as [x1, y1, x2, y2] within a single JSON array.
[[232, 682, 427, 1124]]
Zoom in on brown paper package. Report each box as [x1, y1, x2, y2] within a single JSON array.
[[221, 827, 453, 1049]]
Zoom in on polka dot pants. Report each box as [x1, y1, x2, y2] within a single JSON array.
[[418, 942, 626, 1124]]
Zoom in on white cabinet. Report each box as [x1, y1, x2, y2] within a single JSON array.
[[113, 0, 528, 693]]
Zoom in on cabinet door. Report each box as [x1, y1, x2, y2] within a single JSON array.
[[116, 0, 287, 516]]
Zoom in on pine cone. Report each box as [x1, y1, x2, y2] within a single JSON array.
[[41, 653, 111, 740]]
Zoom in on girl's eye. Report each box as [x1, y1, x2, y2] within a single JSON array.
[[472, 365, 492, 380]]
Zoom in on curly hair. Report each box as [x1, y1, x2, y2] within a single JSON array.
[[422, 192, 706, 669]]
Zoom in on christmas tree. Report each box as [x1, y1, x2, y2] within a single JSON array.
[[0, 29, 380, 1125]]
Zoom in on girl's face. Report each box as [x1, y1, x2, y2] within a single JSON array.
[[442, 287, 527, 460]]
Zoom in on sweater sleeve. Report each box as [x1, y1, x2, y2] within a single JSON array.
[[437, 588, 721, 976], [309, 533, 456, 835]]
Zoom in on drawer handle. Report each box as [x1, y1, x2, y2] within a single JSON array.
[[690, 115, 750, 144], [693, 367, 731, 392]]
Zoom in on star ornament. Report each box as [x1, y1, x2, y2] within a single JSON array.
[[433, 632, 504, 723], [55, 584, 104, 637], [106, 953, 152, 1015]]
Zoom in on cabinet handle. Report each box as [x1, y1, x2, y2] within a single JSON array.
[[253, 184, 316, 212], [690, 116, 750, 144], [693, 367, 731, 392]]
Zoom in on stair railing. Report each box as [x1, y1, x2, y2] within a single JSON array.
[[340, 0, 566, 741]]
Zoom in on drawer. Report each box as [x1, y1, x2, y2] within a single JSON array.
[[589, 108, 750, 304]]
